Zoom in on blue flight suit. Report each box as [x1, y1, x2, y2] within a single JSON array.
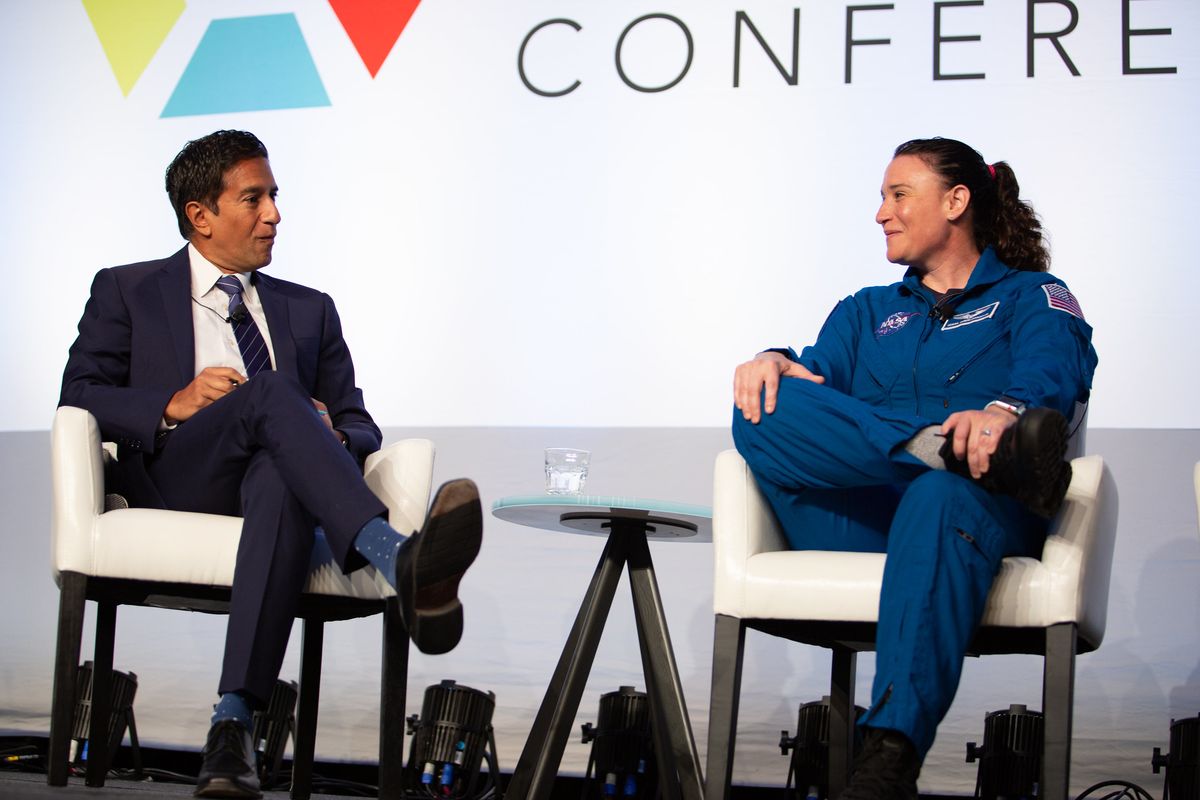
[[732, 247, 1098, 757]]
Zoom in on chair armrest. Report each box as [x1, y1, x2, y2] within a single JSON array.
[[51, 407, 106, 579], [712, 448, 788, 617], [1039, 455, 1118, 644], [363, 439, 436, 535]]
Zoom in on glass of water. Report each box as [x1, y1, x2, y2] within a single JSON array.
[[545, 448, 590, 495]]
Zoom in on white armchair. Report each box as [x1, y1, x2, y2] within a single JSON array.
[[705, 450, 1118, 800], [48, 405, 434, 799]]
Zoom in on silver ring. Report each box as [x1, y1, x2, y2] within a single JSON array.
[[981, 428, 992, 436]]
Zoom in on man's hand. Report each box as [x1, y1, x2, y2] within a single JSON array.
[[941, 407, 1019, 479], [733, 351, 825, 424], [311, 398, 346, 445], [164, 367, 247, 424]]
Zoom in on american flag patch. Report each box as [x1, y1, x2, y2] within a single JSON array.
[[1042, 283, 1084, 319]]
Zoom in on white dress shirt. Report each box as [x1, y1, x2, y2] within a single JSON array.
[[187, 243, 277, 377]]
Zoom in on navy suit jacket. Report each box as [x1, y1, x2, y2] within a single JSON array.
[[59, 246, 382, 507]]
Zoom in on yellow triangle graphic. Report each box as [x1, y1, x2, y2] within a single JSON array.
[[82, 0, 186, 96]]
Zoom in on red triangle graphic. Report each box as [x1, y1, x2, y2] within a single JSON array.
[[329, 0, 422, 78]]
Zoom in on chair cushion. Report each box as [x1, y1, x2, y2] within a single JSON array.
[[740, 551, 885, 621], [717, 455, 1111, 644], [88, 508, 394, 600]]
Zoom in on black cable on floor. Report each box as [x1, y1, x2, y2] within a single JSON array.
[[1074, 779, 1157, 800]]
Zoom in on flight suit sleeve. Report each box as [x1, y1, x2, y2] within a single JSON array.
[[793, 297, 863, 394], [1002, 279, 1098, 418]]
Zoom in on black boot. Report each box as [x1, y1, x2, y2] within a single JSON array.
[[837, 727, 920, 800], [939, 406, 1071, 519]]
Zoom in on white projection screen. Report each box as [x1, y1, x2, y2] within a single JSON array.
[[2, 1, 1198, 795]]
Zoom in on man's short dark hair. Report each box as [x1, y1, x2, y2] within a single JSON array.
[[165, 130, 269, 239]]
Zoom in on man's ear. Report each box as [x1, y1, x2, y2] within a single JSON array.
[[945, 184, 971, 222], [186, 200, 213, 238]]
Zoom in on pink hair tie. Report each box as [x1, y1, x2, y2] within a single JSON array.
[[987, 163, 996, 179]]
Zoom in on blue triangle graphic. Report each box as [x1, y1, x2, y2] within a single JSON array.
[[162, 14, 330, 118]]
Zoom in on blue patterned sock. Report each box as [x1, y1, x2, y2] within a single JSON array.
[[352, 515, 407, 588], [211, 691, 254, 730]]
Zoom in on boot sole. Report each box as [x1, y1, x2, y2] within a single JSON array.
[[1011, 407, 1072, 519]]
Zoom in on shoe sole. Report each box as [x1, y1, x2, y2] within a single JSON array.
[[194, 777, 262, 799], [1011, 407, 1072, 519], [404, 478, 483, 654]]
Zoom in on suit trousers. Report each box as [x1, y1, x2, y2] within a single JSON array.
[[145, 371, 388, 703], [732, 377, 1044, 757]]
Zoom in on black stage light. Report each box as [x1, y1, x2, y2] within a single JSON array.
[[580, 686, 655, 798], [780, 696, 866, 800], [965, 704, 1043, 800], [252, 679, 298, 789], [71, 661, 140, 777], [405, 679, 498, 799], [1152, 713, 1199, 800]]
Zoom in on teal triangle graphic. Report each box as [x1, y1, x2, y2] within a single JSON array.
[[162, 13, 330, 117]]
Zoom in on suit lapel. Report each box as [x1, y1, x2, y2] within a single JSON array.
[[256, 273, 297, 379], [158, 247, 195, 385]]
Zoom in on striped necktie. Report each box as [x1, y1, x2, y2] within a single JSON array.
[[214, 275, 272, 377]]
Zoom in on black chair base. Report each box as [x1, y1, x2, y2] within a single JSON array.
[[48, 571, 409, 800], [704, 614, 1086, 800]]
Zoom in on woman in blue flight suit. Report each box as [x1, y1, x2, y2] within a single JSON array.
[[731, 138, 1098, 800]]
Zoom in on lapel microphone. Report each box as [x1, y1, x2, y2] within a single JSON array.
[[190, 296, 249, 324]]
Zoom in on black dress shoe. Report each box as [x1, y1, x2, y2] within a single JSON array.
[[837, 728, 920, 800], [940, 406, 1072, 519], [395, 478, 483, 654], [194, 719, 261, 798]]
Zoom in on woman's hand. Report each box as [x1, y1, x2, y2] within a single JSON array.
[[733, 351, 824, 423], [941, 407, 1019, 478]]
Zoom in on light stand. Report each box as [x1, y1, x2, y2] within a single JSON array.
[[965, 704, 1043, 800], [71, 661, 140, 778], [252, 679, 298, 789], [1152, 713, 1199, 800], [779, 696, 865, 800], [580, 686, 655, 798], [405, 679, 498, 799]]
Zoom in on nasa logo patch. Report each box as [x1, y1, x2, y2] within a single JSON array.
[[875, 311, 920, 337]]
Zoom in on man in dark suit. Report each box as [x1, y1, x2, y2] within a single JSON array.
[[59, 130, 482, 799]]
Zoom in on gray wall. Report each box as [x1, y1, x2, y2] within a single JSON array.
[[1, 427, 1197, 795]]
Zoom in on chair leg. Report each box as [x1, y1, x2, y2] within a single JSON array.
[[292, 618, 324, 800], [704, 614, 745, 800], [48, 573, 87, 786], [379, 598, 409, 800], [1041, 622, 1077, 800], [828, 646, 857, 799], [85, 601, 117, 787]]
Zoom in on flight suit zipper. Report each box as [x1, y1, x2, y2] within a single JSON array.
[[911, 298, 941, 416]]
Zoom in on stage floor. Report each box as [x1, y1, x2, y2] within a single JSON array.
[[0, 770, 353, 799]]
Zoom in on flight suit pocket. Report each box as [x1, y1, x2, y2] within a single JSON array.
[[937, 329, 1009, 410]]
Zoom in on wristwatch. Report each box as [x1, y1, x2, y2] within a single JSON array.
[[985, 397, 1026, 417]]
